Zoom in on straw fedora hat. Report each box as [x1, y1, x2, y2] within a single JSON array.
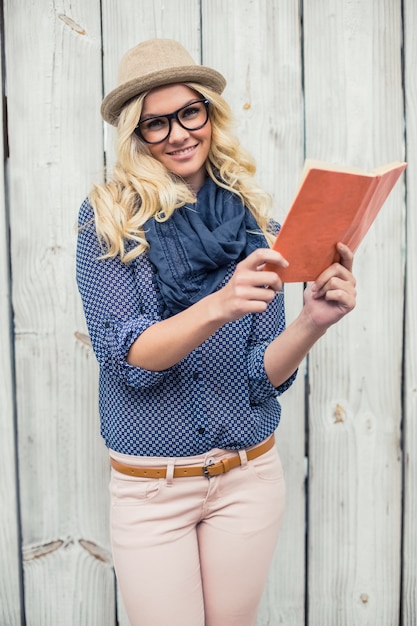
[[101, 39, 227, 126]]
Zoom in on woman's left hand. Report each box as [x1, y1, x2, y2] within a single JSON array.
[[303, 242, 356, 330]]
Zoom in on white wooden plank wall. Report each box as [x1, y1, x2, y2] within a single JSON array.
[[0, 1, 414, 625], [0, 16, 23, 625], [2, 1, 114, 624], [303, 1, 405, 625], [403, 0, 417, 622]]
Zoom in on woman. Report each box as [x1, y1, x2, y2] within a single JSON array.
[[76, 39, 356, 626]]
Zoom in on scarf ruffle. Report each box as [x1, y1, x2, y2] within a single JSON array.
[[145, 177, 268, 318]]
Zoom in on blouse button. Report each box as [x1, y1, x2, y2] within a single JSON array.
[[198, 427, 205, 435], [193, 372, 200, 380]]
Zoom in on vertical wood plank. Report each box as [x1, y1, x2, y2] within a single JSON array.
[[0, 18, 23, 626], [303, 1, 405, 624], [202, 2, 306, 623], [402, 0, 417, 621], [100, 3, 203, 622], [4, 0, 114, 623]]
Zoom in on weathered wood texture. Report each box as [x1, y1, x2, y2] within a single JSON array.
[[3, 0, 114, 623], [304, 2, 406, 625], [402, 0, 417, 623], [0, 1, 414, 625], [0, 19, 23, 626]]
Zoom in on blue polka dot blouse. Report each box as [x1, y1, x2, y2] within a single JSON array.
[[76, 198, 297, 457]]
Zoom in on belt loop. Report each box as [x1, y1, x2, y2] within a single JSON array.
[[166, 460, 175, 486], [238, 449, 248, 470]]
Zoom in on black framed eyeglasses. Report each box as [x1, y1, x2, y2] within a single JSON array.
[[135, 99, 210, 144]]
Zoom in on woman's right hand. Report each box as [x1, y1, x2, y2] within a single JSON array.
[[211, 248, 289, 323], [127, 248, 288, 372]]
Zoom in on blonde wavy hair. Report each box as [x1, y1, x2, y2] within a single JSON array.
[[89, 83, 274, 263]]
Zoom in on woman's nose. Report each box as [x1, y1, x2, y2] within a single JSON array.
[[168, 119, 190, 142]]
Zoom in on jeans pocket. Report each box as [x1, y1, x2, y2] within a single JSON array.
[[111, 471, 161, 506], [248, 445, 285, 482]]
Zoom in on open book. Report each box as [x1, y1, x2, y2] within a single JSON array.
[[266, 159, 407, 282]]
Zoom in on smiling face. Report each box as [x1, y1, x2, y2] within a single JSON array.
[[140, 84, 212, 193]]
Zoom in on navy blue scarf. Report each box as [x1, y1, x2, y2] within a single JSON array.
[[145, 177, 268, 318]]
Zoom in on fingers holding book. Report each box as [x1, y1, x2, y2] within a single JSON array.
[[304, 243, 357, 329], [215, 249, 289, 322]]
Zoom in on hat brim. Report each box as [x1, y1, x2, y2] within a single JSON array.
[[101, 66, 226, 126]]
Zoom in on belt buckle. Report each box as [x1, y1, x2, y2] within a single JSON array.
[[203, 460, 214, 479]]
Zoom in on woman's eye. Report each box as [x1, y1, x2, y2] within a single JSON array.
[[144, 117, 166, 131], [181, 106, 200, 119]]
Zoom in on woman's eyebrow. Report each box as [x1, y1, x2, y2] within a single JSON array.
[[141, 99, 199, 119]]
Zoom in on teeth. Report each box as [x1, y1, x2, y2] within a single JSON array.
[[170, 146, 195, 156]]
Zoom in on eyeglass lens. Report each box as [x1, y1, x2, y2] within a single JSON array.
[[136, 99, 209, 144]]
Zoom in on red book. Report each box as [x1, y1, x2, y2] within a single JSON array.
[[266, 160, 407, 282]]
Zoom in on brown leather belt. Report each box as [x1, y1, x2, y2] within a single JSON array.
[[110, 434, 275, 479]]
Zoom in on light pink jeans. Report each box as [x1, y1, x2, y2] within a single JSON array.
[[109, 437, 285, 626]]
